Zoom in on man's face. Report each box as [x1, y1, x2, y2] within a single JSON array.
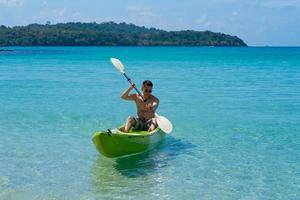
[[142, 85, 152, 97]]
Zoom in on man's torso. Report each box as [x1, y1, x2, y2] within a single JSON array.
[[134, 94, 158, 120]]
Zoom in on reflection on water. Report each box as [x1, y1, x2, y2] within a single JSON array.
[[91, 136, 196, 197]]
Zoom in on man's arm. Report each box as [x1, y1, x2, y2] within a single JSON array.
[[146, 99, 159, 112], [121, 84, 136, 101], [151, 100, 159, 111]]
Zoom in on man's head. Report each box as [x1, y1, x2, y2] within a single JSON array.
[[142, 80, 153, 97]]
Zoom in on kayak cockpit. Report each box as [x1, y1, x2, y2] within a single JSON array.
[[117, 126, 160, 135]]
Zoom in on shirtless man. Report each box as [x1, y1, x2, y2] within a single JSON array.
[[121, 80, 159, 133]]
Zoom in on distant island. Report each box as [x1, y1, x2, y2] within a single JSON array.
[[0, 22, 247, 47]]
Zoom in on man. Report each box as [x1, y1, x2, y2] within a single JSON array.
[[121, 80, 159, 133]]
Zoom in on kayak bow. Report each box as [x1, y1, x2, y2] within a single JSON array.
[[92, 127, 166, 158]]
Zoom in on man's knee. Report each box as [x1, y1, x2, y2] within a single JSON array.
[[151, 118, 157, 127], [147, 118, 157, 131], [127, 116, 135, 125]]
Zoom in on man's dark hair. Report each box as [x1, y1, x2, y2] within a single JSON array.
[[143, 80, 153, 87]]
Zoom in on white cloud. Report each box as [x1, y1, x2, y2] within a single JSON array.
[[0, 0, 24, 7], [232, 11, 238, 16], [211, 0, 300, 7], [261, 0, 300, 8], [52, 8, 66, 18], [42, 0, 47, 7], [126, 4, 163, 28], [72, 12, 81, 20], [127, 5, 143, 12], [195, 15, 212, 29], [211, 0, 239, 2], [29, 1, 85, 24], [127, 5, 160, 18], [36, 8, 85, 24]]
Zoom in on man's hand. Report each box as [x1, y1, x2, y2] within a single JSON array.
[[130, 82, 135, 89], [145, 103, 153, 111], [146, 101, 158, 113], [121, 83, 136, 101]]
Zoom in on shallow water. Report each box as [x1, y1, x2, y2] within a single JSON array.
[[0, 47, 299, 199]]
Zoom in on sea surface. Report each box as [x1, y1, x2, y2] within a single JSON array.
[[0, 47, 299, 200]]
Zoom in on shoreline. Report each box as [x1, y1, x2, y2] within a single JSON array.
[[1, 46, 300, 48]]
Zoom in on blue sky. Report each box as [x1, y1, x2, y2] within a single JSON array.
[[0, 0, 299, 46]]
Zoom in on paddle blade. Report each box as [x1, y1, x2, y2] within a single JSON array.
[[155, 114, 173, 134], [110, 58, 125, 74]]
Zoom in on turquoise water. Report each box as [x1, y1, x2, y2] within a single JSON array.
[[0, 47, 299, 199]]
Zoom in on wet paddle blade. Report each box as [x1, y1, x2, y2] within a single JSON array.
[[155, 113, 173, 134], [110, 58, 125, 74]]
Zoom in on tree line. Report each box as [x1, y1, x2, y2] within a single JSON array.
[[0, 22, 247, 46]]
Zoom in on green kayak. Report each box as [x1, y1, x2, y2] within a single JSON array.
[[92, 127, 166, 158]]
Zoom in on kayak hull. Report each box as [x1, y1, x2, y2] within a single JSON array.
[[92, 127, 166, 158]]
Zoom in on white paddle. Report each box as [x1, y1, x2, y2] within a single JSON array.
[[110, 58, 173, 133]]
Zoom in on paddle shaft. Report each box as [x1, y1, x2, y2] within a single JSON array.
[[122, 72, 146, 102]]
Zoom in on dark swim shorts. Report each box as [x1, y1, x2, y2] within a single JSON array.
[[131, 117, 157, 131]]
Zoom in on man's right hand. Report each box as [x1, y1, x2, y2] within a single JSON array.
[[130, 82, 135, 89], [121, 83, 136, 101]]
